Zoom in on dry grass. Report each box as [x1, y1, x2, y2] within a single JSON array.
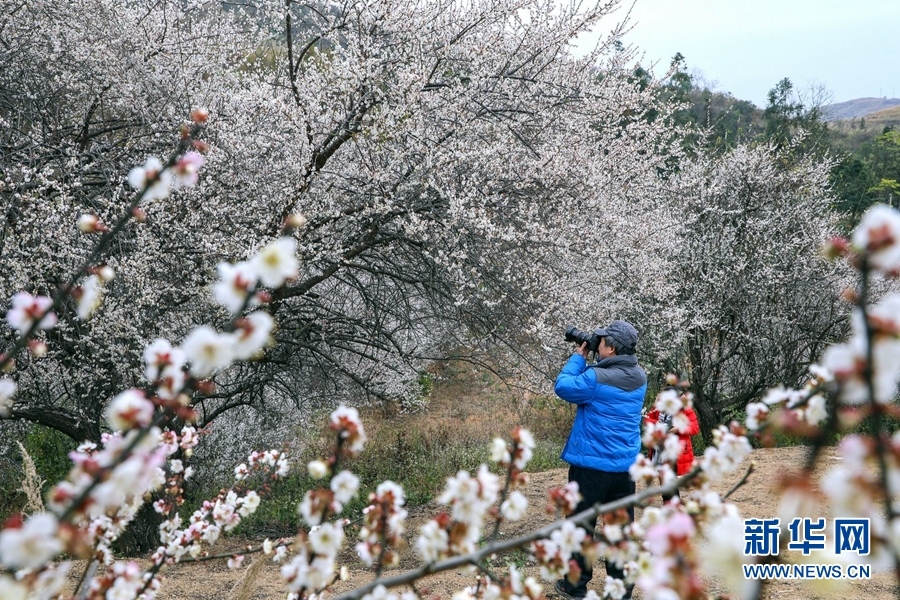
[[16, 441, 45, 515], [225, 554, 268, 600]]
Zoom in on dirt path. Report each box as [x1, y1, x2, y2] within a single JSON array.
[[72, 446, 896, 600]]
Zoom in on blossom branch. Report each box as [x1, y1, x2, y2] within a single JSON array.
[[332, 477, 696, 600]]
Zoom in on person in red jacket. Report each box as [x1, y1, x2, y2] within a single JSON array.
[[644, 405, 700, 501]]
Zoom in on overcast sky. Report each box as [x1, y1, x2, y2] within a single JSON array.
[[573, 0, 900, 108]]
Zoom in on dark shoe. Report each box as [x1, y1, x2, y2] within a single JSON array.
[[554, 579, 585, 600]]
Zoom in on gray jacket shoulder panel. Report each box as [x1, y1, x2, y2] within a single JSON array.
[[590, 355, 647, 393]]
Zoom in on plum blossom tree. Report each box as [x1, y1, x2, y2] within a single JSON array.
[[7, 1, 900, 597], [0, 0, 687, 458], [2, 100, 900, 597], [651, 143, 851, 439]]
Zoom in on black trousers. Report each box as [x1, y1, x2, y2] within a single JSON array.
[[564, 465, 635, 594]]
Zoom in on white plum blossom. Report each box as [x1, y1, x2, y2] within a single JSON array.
[[105, 562, 144, 600], [253, 237, 299, 288], [744, 402, 769, 430], [127, 156, 172, 200], [805, 395, 828, 425], [822, 343, 867, 404], [281, 552, 309, 592], [852, 204, 900, 273], [438, 467, 498, 528], [490, 438, 511, 463], [700, 429, 753, 483], [331, 470, 360, 504], [362, 585, 398, 600], [182, 326, 235, 378], [629, 455, 657, 484], [144, 338, 186, 381], [330, 405, 367, 453], [173, 151, 204, 188], [0, 512, 64, 570], [376, 480, 406, 510], [76, 275, 104, 320], [309, 522, 345, 557], [308, 460, 329, 479], [298, 491, 324, 527], [6, 292, 57, 333], [214, 261, 259, 314], [603, 577, 626, 600], [821, 301, 900, 404], [232, 311, 274, 360], [237, 490, 261, 517], [550, 521, 586, 557], [107, 389, 155, 431], [307, 554, 337, 589], [670, 411, 693, 435], [77, 213, 103, 233], [761, 386, 792, 406], [700, 513, 757, 600], [0, 379, 16, 417], [500, 490, 528, 521], [416, 519, 449, 562], [654, 389, 682, 414], [660, 434, 684, 464]]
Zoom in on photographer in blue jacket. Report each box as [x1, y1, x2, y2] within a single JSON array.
[[553, 320, 646, 600]]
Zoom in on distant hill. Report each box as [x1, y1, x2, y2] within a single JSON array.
[[865, 105, 900, 125], [823, 97, 900, 121]]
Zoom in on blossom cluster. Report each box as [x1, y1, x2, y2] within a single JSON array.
[[152, 447, 290, 569], [414, 427, 535, 565]]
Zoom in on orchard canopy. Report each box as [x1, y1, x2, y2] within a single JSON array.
[[0, 0, 846, 455]]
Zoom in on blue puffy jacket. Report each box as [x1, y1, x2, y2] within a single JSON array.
[[555, 354, 647, 472]]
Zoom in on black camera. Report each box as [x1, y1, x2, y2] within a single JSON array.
[[565, 325, 600, 354]]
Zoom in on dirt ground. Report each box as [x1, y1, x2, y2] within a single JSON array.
[[64, 445, 899, 600]]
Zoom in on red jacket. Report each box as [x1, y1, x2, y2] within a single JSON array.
[[645, 406, 700, 475]]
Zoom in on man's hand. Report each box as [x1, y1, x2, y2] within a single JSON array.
[[575, 341, 590, 360]]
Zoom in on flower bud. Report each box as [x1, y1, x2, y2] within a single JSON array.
[[190, 108, 209, 123], [307, 460, 329, 479], [132, 207, 147, 222], [98, 266, 115, 282], [77, 214, 107, 233], [823, 236, 850, 260], [284, 213, 308, 230], [840, 288, 859, 303], [192, 140, 210, 153], [28, 340, 48, 358], [665, 373, 678, 386]]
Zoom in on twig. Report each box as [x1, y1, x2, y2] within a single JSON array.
[[723, 463, 755, 500], [329, 472, 700, 600]]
